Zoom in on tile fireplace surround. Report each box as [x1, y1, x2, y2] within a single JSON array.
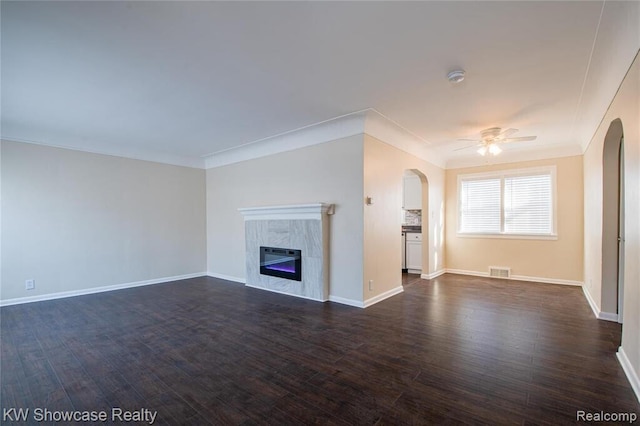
[[239, 203, 334, 302]]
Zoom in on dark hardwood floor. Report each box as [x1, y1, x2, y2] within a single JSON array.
[[2, 273, 639, 425]]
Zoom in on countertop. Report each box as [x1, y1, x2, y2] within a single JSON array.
[[402, 225, 422, 233]]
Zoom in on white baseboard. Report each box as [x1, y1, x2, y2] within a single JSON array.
[[510, 274, 582, 286], [421, 269, 446, 280], [581, 285, 619, 322], [617, 346, 640, 404], [446, 268, 489, 277], [0, 272, 207, 307], [206, 272, 246, 284], [444, 269, 583, 286], [244, 283, 327, 303], [329, 285, 404, 309], [328, 295, 364, 308], [582, 285, 601, 318], [598, 311, 619, 322], [363, 285, 404, 308]]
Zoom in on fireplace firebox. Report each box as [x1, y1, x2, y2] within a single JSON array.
[[260, 246, 302, 281]]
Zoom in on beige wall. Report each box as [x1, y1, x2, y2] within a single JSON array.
[[445, 156, 584, 283], [1, 140, 207, 302], [584, 53, 640, 380], [206, 135, 364, 303], [363, 135, 445, 300]]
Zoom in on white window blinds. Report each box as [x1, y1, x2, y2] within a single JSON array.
[[458, 167, 555, 237], [504, 174, 552, 234], [459, 178, 501, 233]]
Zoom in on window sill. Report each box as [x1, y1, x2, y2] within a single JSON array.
[[456, 232, 558, 241]]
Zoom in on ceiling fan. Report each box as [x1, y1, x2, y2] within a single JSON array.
[[456, 127, 537, 156]]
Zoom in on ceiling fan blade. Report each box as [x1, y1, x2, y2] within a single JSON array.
[[499, 128, 519, 138], [503, 136, 537, 143], [456, 138, 479, 142], [454, 143, 480, 151]]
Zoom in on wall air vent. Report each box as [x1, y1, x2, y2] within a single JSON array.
[[489, 266, 511, 279]]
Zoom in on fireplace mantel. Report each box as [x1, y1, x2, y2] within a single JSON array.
[[238, 203, 334, 221], [239, 203, 332, 302]]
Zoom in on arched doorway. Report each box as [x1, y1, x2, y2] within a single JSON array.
[[402, 169, 429, 276], [601, 118, 625, 323]]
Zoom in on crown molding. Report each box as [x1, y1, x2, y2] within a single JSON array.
[[203, 108, 444, 169], [363, 109, 445, 168], [5, 111, 587, 172], [0, 137, 205, 169], [203, 110, 368, 169]]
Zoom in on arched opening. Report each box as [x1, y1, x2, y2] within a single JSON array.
[[601, 118, 625, 323], [401, 169, 429, 276]]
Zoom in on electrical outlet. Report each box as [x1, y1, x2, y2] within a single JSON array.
[[368, 280, 373, 291], [25, 279, 35, 290]]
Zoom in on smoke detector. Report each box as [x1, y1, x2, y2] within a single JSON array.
[[447, 70, 466, 83]]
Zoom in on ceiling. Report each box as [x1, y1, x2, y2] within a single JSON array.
[[2, 1, 638, 168]]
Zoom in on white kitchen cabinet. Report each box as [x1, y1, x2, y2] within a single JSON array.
[[406, 232, 422, 272], [403, 175, 422, 210]]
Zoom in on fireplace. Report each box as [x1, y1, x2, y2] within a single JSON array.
[[260, 246, 302, 281], [240, 204, 332, 301]]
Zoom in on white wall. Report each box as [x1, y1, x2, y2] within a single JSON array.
[[363, 135, 445, 300], [1, 141, 207, 303], [583, 52, 640, 394], [206, 135, 364, 303]]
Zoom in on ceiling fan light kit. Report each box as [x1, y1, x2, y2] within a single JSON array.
[[458, 127, 537, 157], [477, 143, 502, 156], [489, 143, 502, 155]]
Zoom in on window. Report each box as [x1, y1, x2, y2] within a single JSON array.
[[458, 166, 556, 238]]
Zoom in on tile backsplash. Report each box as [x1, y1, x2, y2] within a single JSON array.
[[403, 209, 422, 225]]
